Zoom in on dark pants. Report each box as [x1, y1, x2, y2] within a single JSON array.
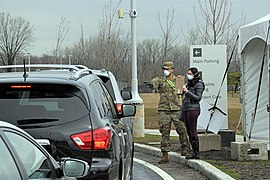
[[183, 109, 200, 157], [182, 109, 200, 138]]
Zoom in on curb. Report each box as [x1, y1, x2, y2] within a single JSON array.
[[134, 143, 235, 180]]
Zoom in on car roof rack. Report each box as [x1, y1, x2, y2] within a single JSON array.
[[0, 64, 92, 79]]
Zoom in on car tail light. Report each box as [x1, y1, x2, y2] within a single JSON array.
[[71, 127, 112, 150], [10, 85, 32, 88], [116, 103, 123, 114]]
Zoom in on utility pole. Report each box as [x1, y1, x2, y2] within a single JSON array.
[[118, 0, 144, 137]]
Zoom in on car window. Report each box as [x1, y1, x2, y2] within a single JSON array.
[[99, 83, 118, 118], [96, 74, 117, 101], [0, 137, 22, 180], [4, 131, 55, 179], [0, 83, 89, 124], [90, 81, 117, 119], [103, 79, 116, 100]]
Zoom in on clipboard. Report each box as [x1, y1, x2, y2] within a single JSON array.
[[175, 75, 185, 95]]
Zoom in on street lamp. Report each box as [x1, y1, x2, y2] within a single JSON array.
[[27, 52, 31, 72], [118, 0, 144, 137]]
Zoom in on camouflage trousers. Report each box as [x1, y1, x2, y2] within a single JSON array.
[[158, 110, 190, 152]]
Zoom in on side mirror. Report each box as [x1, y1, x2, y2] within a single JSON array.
[[62, 158, 90, 178], [121, 104, 136, 117], [121, 90, 132, 101]]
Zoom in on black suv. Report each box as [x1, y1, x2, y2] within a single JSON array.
[[0, 64, 136, 179], [91, 69, 133, 130]]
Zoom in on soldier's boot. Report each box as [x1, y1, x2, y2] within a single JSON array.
[[180, 136, 191, 156], [180, 145, 190, 156], [186, 137, 200, 159], [159, 151, 169, 164]]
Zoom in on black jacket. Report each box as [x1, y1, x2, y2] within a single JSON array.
[[182, 80, 205, 112]]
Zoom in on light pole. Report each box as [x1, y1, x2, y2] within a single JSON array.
[[27, 52, 31, 72], [118, 0, 144, 137], [68, 54, 72, 65]]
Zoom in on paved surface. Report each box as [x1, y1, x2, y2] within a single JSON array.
[[134, 151, 207, 180], [133, 159, 164, 180], [134, 129, 239, 180]]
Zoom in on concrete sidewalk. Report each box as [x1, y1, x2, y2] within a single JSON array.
[[144, 129, 243, 142], [134, 129, 237, 180]]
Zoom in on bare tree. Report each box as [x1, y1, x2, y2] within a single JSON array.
[[97, 0, 122, 66], [181, 25, 201, 45], [92, 0, 131, 80], [158, 8, 177, 62], [137, 39, 163, 80], [63, 0, 131, 82], [0, 13, 33, 67], [194, 0, 232, 45], [137, 38, 189, 83], [53, 17, 70, 63]]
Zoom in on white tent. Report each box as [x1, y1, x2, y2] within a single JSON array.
[[238, 14, 270, 147]]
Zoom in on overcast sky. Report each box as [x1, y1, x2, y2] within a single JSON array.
[[1, 0, 269, 56]]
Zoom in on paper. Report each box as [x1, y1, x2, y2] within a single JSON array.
[[175, 75, 185, 95]]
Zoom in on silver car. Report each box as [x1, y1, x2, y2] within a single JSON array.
[[0, 120, 90, 180]]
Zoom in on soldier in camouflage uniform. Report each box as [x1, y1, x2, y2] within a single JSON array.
[[152, 61, 190, 164]]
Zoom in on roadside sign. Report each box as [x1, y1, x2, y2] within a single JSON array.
[[190, 45, 228, 131], [193, 48, 202, 57]]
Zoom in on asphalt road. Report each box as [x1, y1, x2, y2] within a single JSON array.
[[133, 160, 164, 180], [134, 151, 208, 180]]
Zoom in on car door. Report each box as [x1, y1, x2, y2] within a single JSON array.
[[0, 127, 61, 180], [0, 132, 22, 180], [90, 80, 128, 178], [97, 82, 132, 179]]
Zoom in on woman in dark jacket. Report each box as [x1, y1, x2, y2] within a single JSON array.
[[181, 67, 205, 159]]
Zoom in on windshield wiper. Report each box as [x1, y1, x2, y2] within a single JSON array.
[[17, 118, 59, 125]]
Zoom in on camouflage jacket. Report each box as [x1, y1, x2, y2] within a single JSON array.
[[152, 76, 181, 111]]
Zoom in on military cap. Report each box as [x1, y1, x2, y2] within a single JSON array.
[[162, 61, 174, 69]]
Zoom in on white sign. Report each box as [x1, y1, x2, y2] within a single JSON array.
[[190, 45, 228, 132], [198, 101, 227, 134]]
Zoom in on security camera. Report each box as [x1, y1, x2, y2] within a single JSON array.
[[130, 9, 137, 18]]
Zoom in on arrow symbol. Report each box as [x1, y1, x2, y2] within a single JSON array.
[[193, 48, 202, 57]]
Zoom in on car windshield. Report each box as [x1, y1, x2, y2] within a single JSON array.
[[0, 83, 89, 125]]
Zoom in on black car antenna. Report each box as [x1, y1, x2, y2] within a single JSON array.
[[23, 59, 28, 82]]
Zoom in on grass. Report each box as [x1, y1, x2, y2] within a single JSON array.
[[141, 91, 242, 132], [206, 160, 240, 179]]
